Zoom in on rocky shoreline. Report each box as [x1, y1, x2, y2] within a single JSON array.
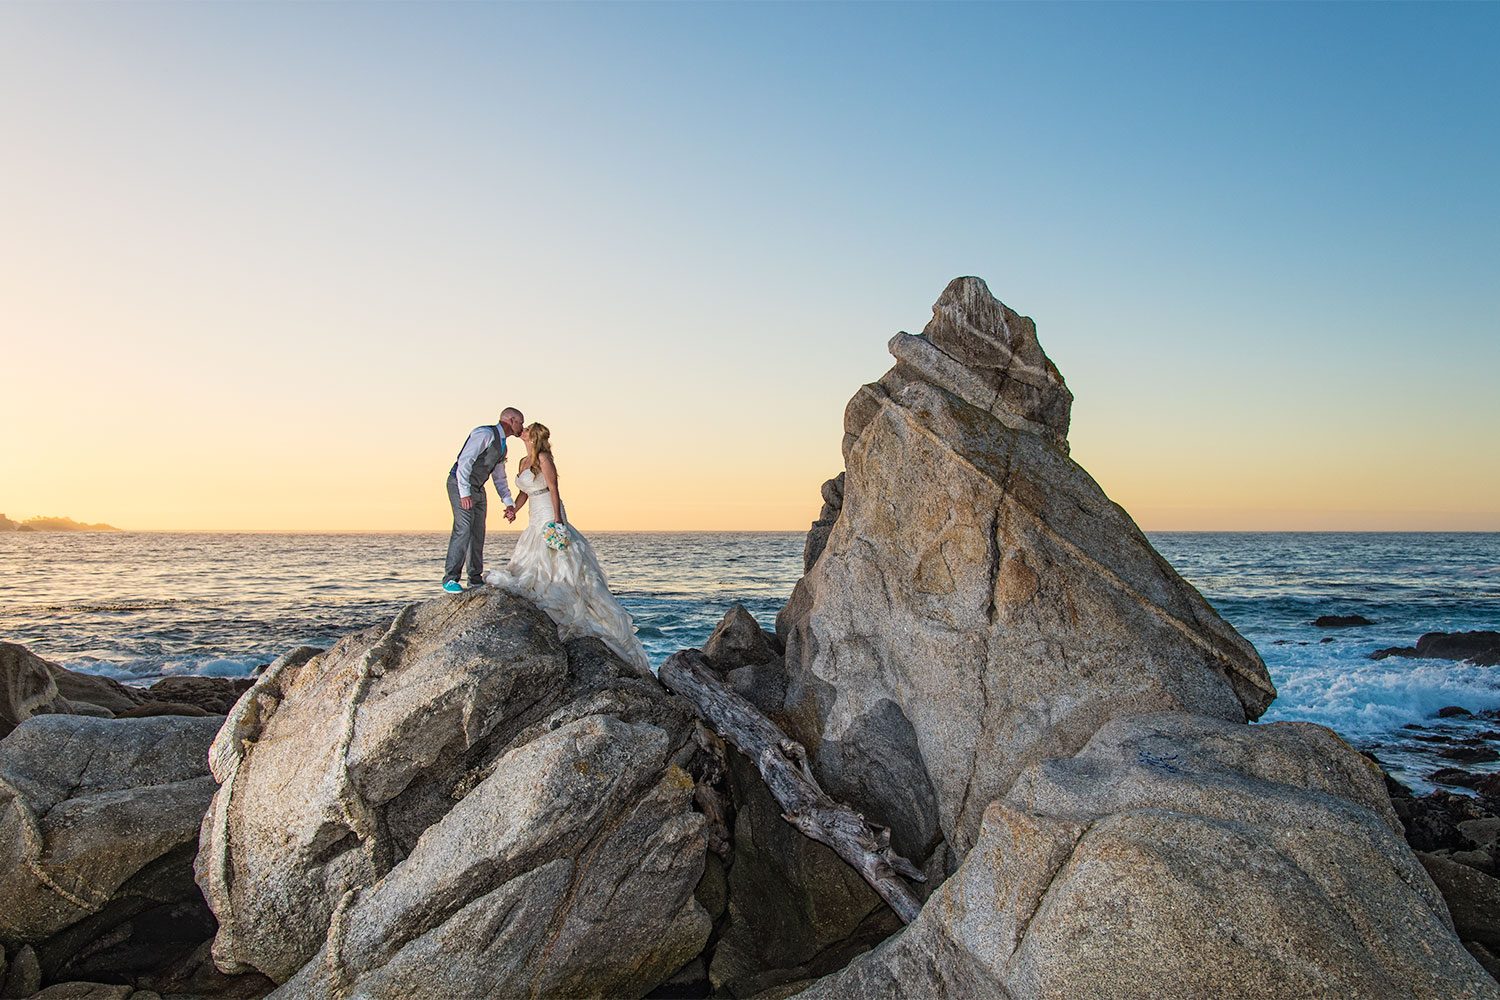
[[2, 278, 1496, 998]]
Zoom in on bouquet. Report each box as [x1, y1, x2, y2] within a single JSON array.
[[543, 521, 570, 552]]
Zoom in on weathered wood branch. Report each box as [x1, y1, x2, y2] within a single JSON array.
[[659, 649, 925, 924]]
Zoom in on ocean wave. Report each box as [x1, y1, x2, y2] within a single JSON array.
[[57, 654, 271, 684], [1263, 658, 1500, 738]]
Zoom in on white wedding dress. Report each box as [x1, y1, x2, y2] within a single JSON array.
[[483, 467, 651, 674]]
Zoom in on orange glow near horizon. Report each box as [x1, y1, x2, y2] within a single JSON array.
[[2, 6, 1496, 535]]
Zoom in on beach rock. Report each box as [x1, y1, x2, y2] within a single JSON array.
[[1, 642, 59, 739], [1420, 853, 1500, 952], [802, 473, 845, 572], [1374, 631, 1500, 666], [704, 604, 778, 671], [795, 712, 1498, 999], [198, 588, 712, 996], [2, 643, 154, 737], [1442, 706, 1478, 718], [777, 277, 1275, 862], [707, 749, 900, 997], [2, 946, 40, 998], [0, 715, 221, 988], [702, 605, 789, 719], [1313, 614, 1376, 627], [114, 701, 216, 719], [44, 663, 147, 717], [1444, 745, 1500, 764], [144, 676, 253, 715]]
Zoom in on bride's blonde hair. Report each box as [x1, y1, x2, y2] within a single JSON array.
[[522, 422, 553, 477]]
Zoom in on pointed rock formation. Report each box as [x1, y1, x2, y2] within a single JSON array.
[[780, 276, 1275, 863], [779, 278, 1495, 997]]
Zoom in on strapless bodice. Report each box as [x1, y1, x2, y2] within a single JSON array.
[[517, 467, 556, 521]]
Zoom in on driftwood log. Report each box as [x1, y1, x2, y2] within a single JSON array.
[[658, 648, 926, 923]]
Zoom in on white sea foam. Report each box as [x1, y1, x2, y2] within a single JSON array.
[[1263, 657, 1500, 737]]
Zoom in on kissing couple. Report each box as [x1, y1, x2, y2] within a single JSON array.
[[442, 407, 650, 674]]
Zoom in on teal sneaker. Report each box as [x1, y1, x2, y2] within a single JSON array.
[[442, 581, 463, 594]]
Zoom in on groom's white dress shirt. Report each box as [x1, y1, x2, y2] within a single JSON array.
[[454, 426, 515, 506]]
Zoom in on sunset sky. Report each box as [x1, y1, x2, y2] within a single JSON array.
[[2, 3, 1496, 532]]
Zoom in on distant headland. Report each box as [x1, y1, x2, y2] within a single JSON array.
[[0, 513, 121, 532]]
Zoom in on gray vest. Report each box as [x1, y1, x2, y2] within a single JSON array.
[[451, 425, 507, 491]]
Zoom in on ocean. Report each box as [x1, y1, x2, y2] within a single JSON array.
[[3, 530, 1497, 791]]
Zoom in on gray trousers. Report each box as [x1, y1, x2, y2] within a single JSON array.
[[444, 474, 487, 585]]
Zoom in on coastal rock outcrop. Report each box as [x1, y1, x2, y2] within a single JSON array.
[[778, 276, 1275, 864], [0, 714, 222, 987], [1, 643, 148, 736], [197, 589, 713, 997], [772, 277, 1496, 997], [797, 713, 1496, 998], [2, 643, 254, 739]]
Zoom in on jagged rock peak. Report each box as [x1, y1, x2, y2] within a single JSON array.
[[888, 276, 1073, 450]]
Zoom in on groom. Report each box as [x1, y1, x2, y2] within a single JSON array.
[[442, 407, 524, 593]]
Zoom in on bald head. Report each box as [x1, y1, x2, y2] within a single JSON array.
[[499, 407, 524, 437]]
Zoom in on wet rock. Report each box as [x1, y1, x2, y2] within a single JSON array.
[[1443, 746, 1500, 764], [1434, 767, 1486, 789], [1443, 707, 1479, 718], [1373, 631, 1500, 666], [1314, 614, 1376, 627]]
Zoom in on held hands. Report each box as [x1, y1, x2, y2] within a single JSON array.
[[504, 505, 517, 523]]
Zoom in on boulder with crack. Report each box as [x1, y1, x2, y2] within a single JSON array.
[[0, 714, 223, 986], [778, 276, 1276, 865], [795, 713, 1500, 999], [197, 588, 712, 997]]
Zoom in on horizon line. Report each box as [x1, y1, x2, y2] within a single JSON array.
[[6, 527, 1500, 536]]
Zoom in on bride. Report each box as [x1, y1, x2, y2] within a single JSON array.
[[483, 423, 652, 674]]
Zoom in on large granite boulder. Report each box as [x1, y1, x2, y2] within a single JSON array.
[[797, 713, 1498, 999], [198, 588, 713, 997], [778, 276, 1275, 863], [0, 714, 222, 986]]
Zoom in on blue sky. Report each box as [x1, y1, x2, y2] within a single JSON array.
[[2, 2, 1496, 529]]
